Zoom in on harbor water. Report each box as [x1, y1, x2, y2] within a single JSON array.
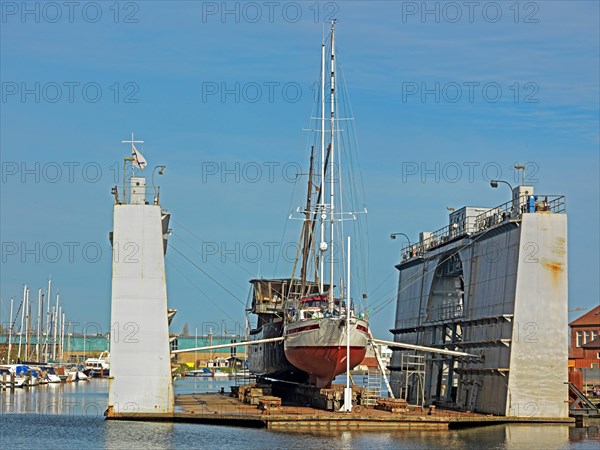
[[1, 378, 598, 449]]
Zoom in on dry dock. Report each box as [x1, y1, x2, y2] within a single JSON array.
[[106, 389, 575, 430]]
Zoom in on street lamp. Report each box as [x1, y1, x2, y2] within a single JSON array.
[[151, 165, 166, 203], [390, 232, 411, 247], [390, 232, 412, 260], [490, 179, 514, 192], [152, 165, 166, 185]]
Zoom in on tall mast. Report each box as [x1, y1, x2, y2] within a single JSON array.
[[53, 291, 60, 360], [45, 276, 51, 360], [328, 20, 336, 312], [300, 146, 315, 296], [60, 311, 65, 363], [18, 286, 25, 360], [7, 298, 13, 362], [25, 289, 30, 360], [319, 38, 326, 294], [37, 289, 42, 362]]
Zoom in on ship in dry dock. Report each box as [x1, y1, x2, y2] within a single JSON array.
[[247, 22, 369, 388]]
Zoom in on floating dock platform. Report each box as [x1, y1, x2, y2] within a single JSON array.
[[105, 386, 575, 430]]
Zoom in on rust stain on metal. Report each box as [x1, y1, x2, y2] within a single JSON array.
[[542, 260, 563, 285], [552, 237, 567, 257]]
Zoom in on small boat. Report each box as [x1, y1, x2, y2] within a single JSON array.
[[1, 364, 38, 387], [85, 351, 110, 377], [212, 370, 229, 379], [185, 368, 212, 377], [233, 369, 255, 380], [38, 366, 62, 383], [54, 366, 68, 381], [0, 366, 27, 388], [66, 364, 89, 382]]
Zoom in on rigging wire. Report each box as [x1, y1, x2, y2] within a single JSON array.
[[169, 231, 248, 294], [334, 49, 370, 312], [272, 168, 301, 277], [171, 219, 255, 278], [166, 257, 241, 323], [169, 244, 246, 307], [369, 270, 397, 299], [368, 221, 507, 318]]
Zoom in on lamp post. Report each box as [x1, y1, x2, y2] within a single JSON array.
[[390, 232, 411, 247], [151, 165, 166, 204], [490, 179, 514, 193], [390, 232, 412, 260], [151, 165, 166, 185], [490, 179, 516, 218]]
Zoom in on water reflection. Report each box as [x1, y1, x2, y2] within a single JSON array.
[[1, 379, 108, 417], [1, 378, 599, 449]]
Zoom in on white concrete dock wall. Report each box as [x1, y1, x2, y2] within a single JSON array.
[[108, 204, 174, 414], [507, 213, 568, 418]]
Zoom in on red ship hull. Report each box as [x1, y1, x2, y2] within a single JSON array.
[[285, 345, 367, 388]]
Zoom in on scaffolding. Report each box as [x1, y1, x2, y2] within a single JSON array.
[[398, 353, 426, 407]]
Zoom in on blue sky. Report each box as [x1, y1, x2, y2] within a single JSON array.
[[1, 1, 598, 339]]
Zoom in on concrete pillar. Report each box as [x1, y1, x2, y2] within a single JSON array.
[[107, 195, 174, 414]]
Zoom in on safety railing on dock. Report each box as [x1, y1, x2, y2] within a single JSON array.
[[401, 194, 566, 260]]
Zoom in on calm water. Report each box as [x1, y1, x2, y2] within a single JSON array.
[[1, 378, 598, 449]]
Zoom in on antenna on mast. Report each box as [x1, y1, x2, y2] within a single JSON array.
[[122, 131, 144, 176], [121, 131, 144, 203]]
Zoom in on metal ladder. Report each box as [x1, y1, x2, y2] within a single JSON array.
[[362, 367, 382, 406]]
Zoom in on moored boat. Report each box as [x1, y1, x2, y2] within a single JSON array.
[[185, 368, 212, 377], [0, 364, 38, 387], [85, 351, 110, 377], [39, 366, 62, 383]]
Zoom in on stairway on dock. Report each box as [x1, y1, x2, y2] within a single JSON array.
[[568, 382, 600, 417]]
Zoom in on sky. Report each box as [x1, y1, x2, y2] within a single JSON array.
[[1, 1, 598, 340]]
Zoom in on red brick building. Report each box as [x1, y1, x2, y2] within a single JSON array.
[[569, 305, 600, 369]]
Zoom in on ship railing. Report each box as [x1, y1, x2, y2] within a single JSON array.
[[400, 194, 566, 260]]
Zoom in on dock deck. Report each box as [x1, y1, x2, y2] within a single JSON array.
[[105, 392, 575, 430]]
